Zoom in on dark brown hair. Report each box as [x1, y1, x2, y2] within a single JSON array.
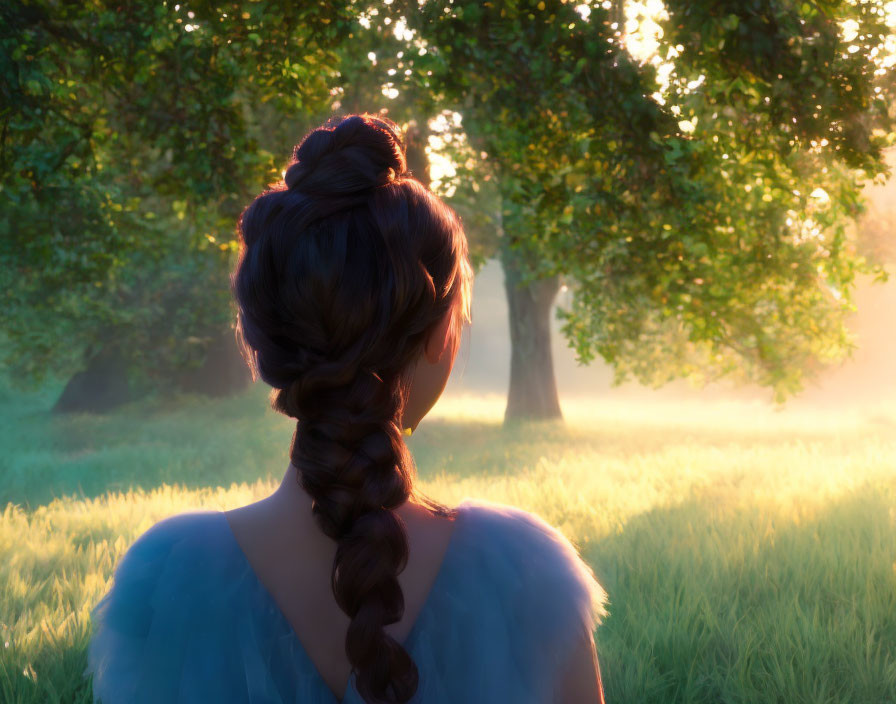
[[230, 113, 473, 702]]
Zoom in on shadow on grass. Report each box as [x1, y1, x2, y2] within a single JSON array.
[[0, 634, 94, 704], [2, 380, 891, 512], [3, 383, 567, 508]]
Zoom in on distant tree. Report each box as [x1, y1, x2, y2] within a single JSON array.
[[0, 1, 351, 409], [385, 0, 895, 414]]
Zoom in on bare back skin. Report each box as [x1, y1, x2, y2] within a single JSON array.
[[224, 477, 457, 702]]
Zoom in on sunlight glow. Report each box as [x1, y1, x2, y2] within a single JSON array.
[[623, 0, 669, 64], [787, 212, 826, 247], [841, 19, 860, 43], [426, 111, 466, 197], [839, 4, 896, 70], [392, 16, 416, 42], [885, 1, 896, 25], [810, 187, 831, 203], [624, 0, 896, 133]]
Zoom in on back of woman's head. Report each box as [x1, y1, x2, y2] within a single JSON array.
[[230, 113, 473, 703]]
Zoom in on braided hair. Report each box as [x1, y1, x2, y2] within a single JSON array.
[[230, 113, 473, 703]]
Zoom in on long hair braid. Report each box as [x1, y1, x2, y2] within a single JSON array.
[[231, 113, 473, 703]]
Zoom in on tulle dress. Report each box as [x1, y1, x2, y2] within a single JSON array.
[[85, 497, 608, 703]]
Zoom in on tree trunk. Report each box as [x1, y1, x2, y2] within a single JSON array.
[[404, 119, 431, 188], [53, 344, 136, 414], [175, 325, 253, 397], [53, 324, 252, 414], [501, 245, 563, 422]]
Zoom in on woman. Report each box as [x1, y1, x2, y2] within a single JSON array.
[[85, 113, 608, 703]]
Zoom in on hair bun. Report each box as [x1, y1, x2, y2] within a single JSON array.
[[284, 113, 408, 196]]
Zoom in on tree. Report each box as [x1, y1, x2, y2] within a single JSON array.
[[0, 1, 352, 408], [383, 0, 895, 415], [4, 0, 894, 420]]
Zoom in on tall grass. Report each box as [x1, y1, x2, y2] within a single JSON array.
[[1, 381, 894, 703]]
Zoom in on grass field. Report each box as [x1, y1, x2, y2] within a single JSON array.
[[1, 379, 895, 703]]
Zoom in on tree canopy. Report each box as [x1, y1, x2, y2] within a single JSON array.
[[387, 0, 895, 399], [0, 0, 350, 387], [2, 0, 894, 404]]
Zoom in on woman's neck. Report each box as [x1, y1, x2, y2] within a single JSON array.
[[268, 463, 429, 533]]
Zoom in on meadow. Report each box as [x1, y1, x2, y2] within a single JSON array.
[[1, 379, 895, 703]]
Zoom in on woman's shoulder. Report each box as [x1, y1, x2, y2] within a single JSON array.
[[411, 498, 608, 702], [456, 497, 608, 629], [106, 511, 239, 590], [90, 509, 245, 618], [85, 510, 250, 703], [105, 509, 222, 559], [94, 510, 232, 592]]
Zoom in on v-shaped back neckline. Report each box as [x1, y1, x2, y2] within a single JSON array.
[[218, 499, 470, 703]]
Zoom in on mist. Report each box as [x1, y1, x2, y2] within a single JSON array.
[[446, 162, 896, 412]]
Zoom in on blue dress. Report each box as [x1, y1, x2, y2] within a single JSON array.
[[85, 497, 608, 703]]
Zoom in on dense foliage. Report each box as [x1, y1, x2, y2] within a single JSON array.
[[387, 0, 896, 399], [0, 1, 349, 387], [2, 0, 894, 402]]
